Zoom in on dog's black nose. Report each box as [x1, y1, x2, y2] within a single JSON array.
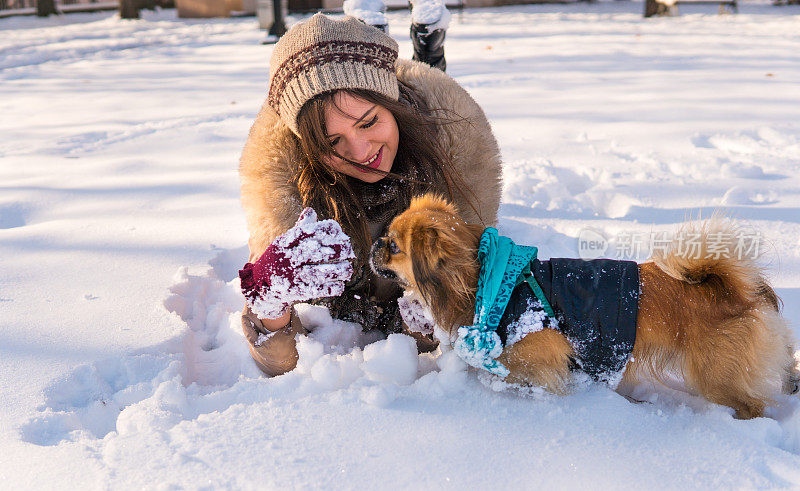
[[369, 237, 397, 281]]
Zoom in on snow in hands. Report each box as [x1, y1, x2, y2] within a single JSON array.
[[239, 208, 355, 319]]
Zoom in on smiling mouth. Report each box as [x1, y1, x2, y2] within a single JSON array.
[[356, 147, 382, 173]]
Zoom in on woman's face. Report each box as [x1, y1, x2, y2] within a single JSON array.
[[322, 92, 399, 183]]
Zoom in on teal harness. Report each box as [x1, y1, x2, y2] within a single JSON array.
[[454, 228, 555, 376]]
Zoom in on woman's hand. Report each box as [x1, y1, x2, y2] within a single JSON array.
[[239, 208, 355, 319], [241, 306, 308, 376]]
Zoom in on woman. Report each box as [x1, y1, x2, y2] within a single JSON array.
[[238, 13, 502, 376]]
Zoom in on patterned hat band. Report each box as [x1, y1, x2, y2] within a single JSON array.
[[267, 14, 400, 135], [268, 40, 397, 112]]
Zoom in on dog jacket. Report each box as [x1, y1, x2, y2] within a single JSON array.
[[454, 228, 639, 385], [496, 258, 639, 385]]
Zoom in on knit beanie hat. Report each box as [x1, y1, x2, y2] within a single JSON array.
[[268, 14, 400, 135]]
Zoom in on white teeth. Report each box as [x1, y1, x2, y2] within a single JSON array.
[[364, 151, 378, 165]]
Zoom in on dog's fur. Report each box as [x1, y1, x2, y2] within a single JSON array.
[[371, 194, 800, 419]]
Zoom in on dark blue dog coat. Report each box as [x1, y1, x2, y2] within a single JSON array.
[[454, 228, 639, 384], [497, 258, 640, 384]]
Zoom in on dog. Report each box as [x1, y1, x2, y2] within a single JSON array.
[[370, 194, 800, 419]]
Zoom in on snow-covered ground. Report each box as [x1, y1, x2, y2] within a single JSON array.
[[3, 2, 800, 487]]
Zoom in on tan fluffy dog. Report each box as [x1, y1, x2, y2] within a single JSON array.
[[370, 194, 800, 419]]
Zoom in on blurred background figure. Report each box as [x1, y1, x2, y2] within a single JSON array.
[[343, 0, 450, 71]]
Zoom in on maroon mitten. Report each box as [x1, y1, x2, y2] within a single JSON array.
[[397, 291, 436, 335], [239, 208, 355, 319]]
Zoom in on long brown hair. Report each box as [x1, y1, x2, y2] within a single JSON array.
[[293, 82, 479, 263]]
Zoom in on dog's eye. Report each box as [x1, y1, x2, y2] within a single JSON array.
[[389, 239, 401, 255]]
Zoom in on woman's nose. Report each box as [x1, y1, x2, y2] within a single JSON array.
[[340, 136, 371, 162]]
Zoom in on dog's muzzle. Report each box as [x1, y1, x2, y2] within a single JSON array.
[[369, 237, 398, 280]]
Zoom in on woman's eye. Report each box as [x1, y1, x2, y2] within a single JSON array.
[[361, 116, 378, 129], [328, 137, 340, 147]]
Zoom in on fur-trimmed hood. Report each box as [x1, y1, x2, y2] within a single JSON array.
[[239, 58, 502, 262]]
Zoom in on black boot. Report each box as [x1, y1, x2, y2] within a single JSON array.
[[351, 18, 388, 33], [410, 23, 446, 72], [344, 4, 388, 33]]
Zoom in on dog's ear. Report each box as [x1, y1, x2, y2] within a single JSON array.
[[409, 225, 446, 307]]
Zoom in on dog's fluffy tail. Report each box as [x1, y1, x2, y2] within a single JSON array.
[[651, 219, 773, 309], [652, 218, 800, 396]]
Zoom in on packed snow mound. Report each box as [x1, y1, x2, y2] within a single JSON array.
[[361, 334, 420, 385]]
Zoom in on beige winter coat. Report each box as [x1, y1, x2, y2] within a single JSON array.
[[239, 59, 503, 375]]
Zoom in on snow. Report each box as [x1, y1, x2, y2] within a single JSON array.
[[397, 290, 436, 334], [3, 2, 800, 487], [410, 0, 451, 29], [361, 333, 420, 385], [344, 0, 451, 32], [505, 299, 550, 347], [343, 0, 388, 28], [245, 208, 355, 319]]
